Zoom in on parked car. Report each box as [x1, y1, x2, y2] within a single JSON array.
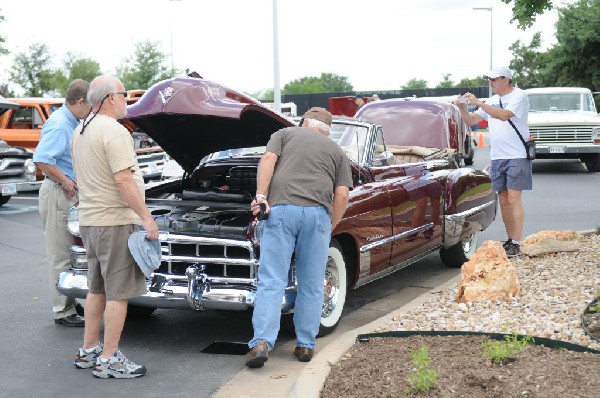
[[355, 98, 475, 166], [57, 76, 497, 335], [525, 87, 600, 172]]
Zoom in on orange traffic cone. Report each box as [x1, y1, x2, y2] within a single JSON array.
[[478, 132, 485, 147]]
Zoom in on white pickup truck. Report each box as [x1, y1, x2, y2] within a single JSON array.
[[525, 87, 600, 172]]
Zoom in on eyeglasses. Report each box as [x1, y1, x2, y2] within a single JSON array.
[[111, 91, 129, 99], [488, 76, 505, 82]]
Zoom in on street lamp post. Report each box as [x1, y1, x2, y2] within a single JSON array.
[[473, 6, 493, 97], [272, 0, 281, 113], [168, 0, 182, 72]]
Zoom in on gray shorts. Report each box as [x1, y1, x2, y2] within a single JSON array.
[[81, 225, 147, 301], [490, 158, 533, 192]]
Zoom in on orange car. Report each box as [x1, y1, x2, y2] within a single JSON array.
[[0, 92, 166, 182]]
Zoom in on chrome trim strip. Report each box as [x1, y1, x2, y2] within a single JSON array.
[[359, 223, 434, 253], [355, 246, 441, 288], [159, 233, 254, 250]]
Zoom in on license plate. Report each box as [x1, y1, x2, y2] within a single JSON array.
[[1, 183, 17, 196], [549, 145, 566, 154]]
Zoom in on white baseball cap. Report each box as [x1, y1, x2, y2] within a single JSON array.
[[484, 66, 513, 79]]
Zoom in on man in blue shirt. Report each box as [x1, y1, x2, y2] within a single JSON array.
[[33, 79, 91, 326]]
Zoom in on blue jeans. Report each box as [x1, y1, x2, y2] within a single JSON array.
[[249, 204, 331, 350]]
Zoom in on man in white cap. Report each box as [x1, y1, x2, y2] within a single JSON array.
[[454, 66, 531, 258], [245, 107, 352, 368]]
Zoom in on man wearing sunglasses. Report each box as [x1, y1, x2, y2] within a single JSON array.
[[455, 66, 531, 258], [71, 75, 158, 379]]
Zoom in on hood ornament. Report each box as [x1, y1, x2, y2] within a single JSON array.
[[159, 87, 181, 105]]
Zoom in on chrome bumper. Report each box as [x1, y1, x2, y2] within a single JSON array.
[[443, 198, 497, 248], [56, 268, 297, 312]]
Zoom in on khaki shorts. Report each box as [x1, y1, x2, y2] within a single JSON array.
[[80, 225, 147, 301]]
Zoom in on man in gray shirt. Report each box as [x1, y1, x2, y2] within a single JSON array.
[[245, 107, 352, 368]]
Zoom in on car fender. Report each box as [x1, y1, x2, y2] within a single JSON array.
[[442, 167, 497, 248]]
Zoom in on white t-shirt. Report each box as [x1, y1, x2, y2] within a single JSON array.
[[476, 88, 530, 160]]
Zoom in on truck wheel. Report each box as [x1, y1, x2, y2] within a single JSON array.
[[0, 195, 10, 206], [126, 305, 157, 319], [318, 239, 348, 337], [439, 230, 480, 268], [583, 154, 600, 172]]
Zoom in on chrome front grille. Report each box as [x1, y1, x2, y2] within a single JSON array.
[[0, 157, 27, 178], [157, 233, 257, 282], [529, 125, 593, 143]]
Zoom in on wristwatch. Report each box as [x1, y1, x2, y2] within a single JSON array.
[[255, 193, 267, 200]]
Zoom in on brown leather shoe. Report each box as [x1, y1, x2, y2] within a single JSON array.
[[294, 346, 314, 362], [245, 341, 268, 368]]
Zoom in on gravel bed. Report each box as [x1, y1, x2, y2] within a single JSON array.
[[376, 233, 600, 351]]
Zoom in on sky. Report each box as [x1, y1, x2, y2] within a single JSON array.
[[0, 0, 572, 96]]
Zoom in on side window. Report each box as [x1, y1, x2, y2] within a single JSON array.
[[370, 128, 386, 167], [9, 107, 43, 129]]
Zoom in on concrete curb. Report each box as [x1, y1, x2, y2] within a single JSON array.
[[288, 273, 462, 398], [288, 229, 598, 398]]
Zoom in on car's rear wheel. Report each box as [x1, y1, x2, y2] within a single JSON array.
[[126, 304, 157, 319], [0, 195, 11, 206], [583, 154, 600, 172], [439, 230, 480, 268]]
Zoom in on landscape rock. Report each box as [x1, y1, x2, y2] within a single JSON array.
[[455, 240, 521, 303], [520, 229, 581, 257]]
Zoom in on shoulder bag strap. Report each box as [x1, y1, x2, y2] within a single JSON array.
[[499, 98, 527, 146]]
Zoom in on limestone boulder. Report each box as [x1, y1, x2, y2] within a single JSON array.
[[456, 240, 520, 303], [520, 230, 581, 257]]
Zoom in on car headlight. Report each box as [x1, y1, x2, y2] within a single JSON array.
[[66, 205, 80, 237], [24, 158, 36, 176], [592, 128, 600, 144]]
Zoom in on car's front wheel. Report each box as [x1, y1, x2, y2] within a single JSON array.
[[583, 154, 600, 172], [318, 239, 348, 336], [0, 195, 11, 207], [439, 230, 480, 268]]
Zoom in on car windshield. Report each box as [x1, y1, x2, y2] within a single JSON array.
[[336, 124, 369, 164], [528, 93, 596, 112]]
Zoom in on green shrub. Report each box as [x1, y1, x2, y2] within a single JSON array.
[[482, 333, 534, 364], [406, 345, 438, 394]]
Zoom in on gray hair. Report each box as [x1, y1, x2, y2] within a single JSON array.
[[87, 75, 120, 106], [65, 79, 90, 105], [304, 118, 330, 133]]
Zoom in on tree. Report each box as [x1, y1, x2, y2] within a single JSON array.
[[502, 0, 553, 29], [10, 43, 56, 96], [435, 74, 454, 88], [455, 76, 488, 88], [401, 78, 428, 90], [53, 53, 102, 96], [117, 40, 173, 90], [509, 32, 547, 88], [544, 0, 600, 91], [282, 73, 353, 94], [0, 10, 8, 56]]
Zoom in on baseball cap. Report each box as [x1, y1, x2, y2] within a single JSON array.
[[302, 107, 333, 126], [484, 66, 513, 79]]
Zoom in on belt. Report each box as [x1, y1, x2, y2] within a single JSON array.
[[45, 176, 61, 184]]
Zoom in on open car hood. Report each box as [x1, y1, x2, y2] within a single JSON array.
[[126, 77, 293, 174]]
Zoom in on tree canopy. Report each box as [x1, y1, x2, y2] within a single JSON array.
[[0, 10, 7, 56], [282, 73, 353, 94], [402, 78, 428, 90], [117, 40, 173, 90], [502, 0, 554, 28], [10, 43, 55, 97]]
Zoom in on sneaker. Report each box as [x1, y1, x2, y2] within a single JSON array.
[[502, 238, 513, 250], [245, 341, 268, 368], [92, 350, 147, 379], [505, 242, 520, 258], [74, 342, 103, 369]]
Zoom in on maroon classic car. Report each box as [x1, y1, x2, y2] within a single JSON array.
[[57, 76, 496, 335]]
